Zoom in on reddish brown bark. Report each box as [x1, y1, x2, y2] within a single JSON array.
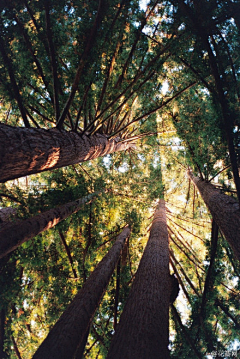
[[0, 124, 134, 182], [187, 170, 240, 261], [0, 192, 98, 259], [33, 226, 130, 359], [107, 199, 170, 359]]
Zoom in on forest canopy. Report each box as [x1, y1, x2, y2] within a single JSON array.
[[0, 0, 240, 358]]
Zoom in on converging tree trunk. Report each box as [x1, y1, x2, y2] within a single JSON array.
[[0, 192, 100, 259], [107, 199, 170, 359], [0, 124, 135, 182], [33, 226, 130, 359], [187, 170, 240, 261]]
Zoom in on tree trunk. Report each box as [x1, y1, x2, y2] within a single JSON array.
[[33, 226, 130, 359], [0, 207, 17, 229], [0, 192, 99, 259], [187, 170, 240, 261], [73, 327, 90, 359], [0, 309, 5, 359], [107, 199, 170, 359], [0, 124, 135, 182]]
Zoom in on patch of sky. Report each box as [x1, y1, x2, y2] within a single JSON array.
[[118, 162, 128, 173], [137, 153, 145, 162], [169, 137, 185, 151], [200, 87, 210, 96], [103, 155, 111, 168], [65, 5, 75, 14], [178, 23, 186, 31], [203, 260, 210, 266], [161, 80, 169, 95], [139, 0, 148, 11], [152, 155, 160, 168]]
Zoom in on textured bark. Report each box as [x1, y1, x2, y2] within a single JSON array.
[[0, 207, 17, 224], [107, 199, 170, 359], [0, 192, 98, 259], [0, 124, 134, 182], [33, 226, 130, 359], [73, 328, 90, 359], [187, 170, 240, 261]]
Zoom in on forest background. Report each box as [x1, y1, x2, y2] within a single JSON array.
[[0, 0, 240, 358]]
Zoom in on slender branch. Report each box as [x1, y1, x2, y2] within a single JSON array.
[[171, 304, 202, 359], [169, 233, 205, 273], [168, 224, 202, 263], [170, 257, 192, 304], [208, 165, 231, 183], [111, 81, 196, 137], [83, 43, 172, 135], [11, 335, 22, 359], [44, 0, 60, 120], [113, 260, 121, 331], [23, 0, 49, 55], [199, 220, 218, 319], [88, 69, 156, 136], [215, 298, 240, 329], [0, 193, 23, 204], [58, 231, 78, 279], [168, 216, 205, 244], [57, 0, 105, 129], [170, 249, 199, 297], [74, 84, 92, 131], [0, 33, 30, 127], [13, 12, 52, 102]]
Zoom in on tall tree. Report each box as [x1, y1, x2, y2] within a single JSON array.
[[0, 124, 134, 182], [107, 199, 171, 359], [169, 0, 240, 203], [0, 191, 101, 259], [187, 169, 240, 262], [33, 226, 130, 359], [1, 0, 240, 356]]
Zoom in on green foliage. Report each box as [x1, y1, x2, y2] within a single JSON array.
[[1, 0, 240, 357]]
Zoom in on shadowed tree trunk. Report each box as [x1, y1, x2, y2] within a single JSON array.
[[0, 124, 135, 182], [107, 199, 171, 359], [187, 170, 240, 261], [73, 328, 90, 359], [0, 192, 99, 259], [33, 226, 130, 359], [0, 207, 17, 231], [0, 309, 5, 359]]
